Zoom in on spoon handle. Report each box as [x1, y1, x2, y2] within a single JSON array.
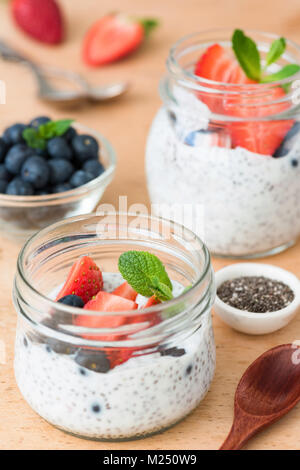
[[220, 407, 265, 450]]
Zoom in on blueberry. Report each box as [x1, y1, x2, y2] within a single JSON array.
[[47, 137, 73, 160], [29, 116, 51, 129], [72, 135, 99, 163], [91, 403, 101, 413], [159, 346, 186, 357], [5, 144, 31, 175], [46, 338, 77, 355], [274, 122, 300, 158], [0, 180, 8, 193], [35, 187, 51, 196], [3, 123, 27, 145], [58, 294, 84, 308], [48, 159, 74, 184], [21, 156, 50, 189], [0, 138, 7, 163], [82, 159, 105, 178], [0, 164, 11, 182], [70, 170, 93, 188], [52, 183, 73, 193], [6, 177, 34, 196], [63, 126, 77, 142], [75, 349, 110, 373], [35, 147, 48, 158], [291, 159, 298, 167]]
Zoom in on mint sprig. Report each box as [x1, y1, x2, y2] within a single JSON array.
[[118, 251, 173, 302], [22, 119, 74, 150], [232, 29, 300, 84]]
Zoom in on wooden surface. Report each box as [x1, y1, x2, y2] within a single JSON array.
[[0, 0, 300, 451]]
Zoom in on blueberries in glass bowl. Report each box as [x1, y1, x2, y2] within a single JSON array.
[[0, 117, 106, 196], [0, 117, 116, 240]]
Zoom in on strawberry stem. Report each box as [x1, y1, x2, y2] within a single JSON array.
[[138, 18, 159, 36]]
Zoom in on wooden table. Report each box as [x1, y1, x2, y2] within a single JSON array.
[[0, 0, 299, 451]]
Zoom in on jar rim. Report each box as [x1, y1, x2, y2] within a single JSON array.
[[16, 212, 212, 322], [167, 28, 300, 89]]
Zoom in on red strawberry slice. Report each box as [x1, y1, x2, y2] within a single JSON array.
[[56, 256, 103, 304], [143, 295, 160, 308], [226, 86, 293, 155], [12, 0, 64, 44], [105, 348, 134, 369], [75, 291, 137, 341], [82, 13, 145, 66], [195, 43, 293, 155], [112, 281, 138, 301], [195, 44, 253, 85], [194, 44, 254, 114]]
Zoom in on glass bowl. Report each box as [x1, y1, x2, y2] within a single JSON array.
[[0, 123, 116, 242], [13, 212, 216, 441]]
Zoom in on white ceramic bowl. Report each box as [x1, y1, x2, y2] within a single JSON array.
[[214, 263, 300, 335]]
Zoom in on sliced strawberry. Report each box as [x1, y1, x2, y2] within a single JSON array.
[[195, 44, 253, 85], [82, 13, 145, 66], [195, 43, 293, 155], [75, 291, 137, 341], [12, 0, 64, 45], [56, 256, 103, 304], [106, 348, 134, 369], [226, 87, 294, 155], [144, 295, 160, 308], [112, 281, 138, 301]]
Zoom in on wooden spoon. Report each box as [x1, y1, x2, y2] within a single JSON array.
[[220, 344, 300, 450]]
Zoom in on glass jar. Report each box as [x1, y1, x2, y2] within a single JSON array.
[[146, 29, 300, 258], [13, 213, 216, 441]]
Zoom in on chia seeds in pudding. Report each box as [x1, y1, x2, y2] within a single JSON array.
[[14, 272, 216, 441], [217, 276, 295, 313], [146, 88, 300, 257]]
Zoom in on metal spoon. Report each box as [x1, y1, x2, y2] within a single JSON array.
[[220, 344, 300, 450], [0, 40, 129, 105]]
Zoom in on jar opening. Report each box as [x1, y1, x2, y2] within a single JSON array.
[[14, 213, 214, 345]]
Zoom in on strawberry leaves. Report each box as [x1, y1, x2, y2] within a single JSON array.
[[232, 29, 300, 84]]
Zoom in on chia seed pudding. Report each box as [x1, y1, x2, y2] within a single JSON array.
[[146, 31, 300, 258], [14, 273, 216, 441], [146, 103, 300, 257]]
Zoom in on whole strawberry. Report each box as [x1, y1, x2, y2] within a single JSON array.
[[12, 0, 64, 45]]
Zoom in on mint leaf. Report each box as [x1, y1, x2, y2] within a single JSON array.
[[138, 18, 159, 37], [22, 119, 74, 150], [261, 64, 300, 83], [53, 119, 74, 136], [22, 128, 46, 150], [39, 119, 74, 139], [265, 38, 286, 67], [118, 251, 173, 299], [232, 29, 261, 81], [149, 277, 173, 301]]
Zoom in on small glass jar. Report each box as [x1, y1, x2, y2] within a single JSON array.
[[13, 213, 216, 441], [146, 29, 300, 258]]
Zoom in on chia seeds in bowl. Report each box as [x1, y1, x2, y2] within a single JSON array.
[[217, 276, 295, 313], [13, 213, 216, 441]]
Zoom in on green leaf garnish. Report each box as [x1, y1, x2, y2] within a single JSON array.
[[22, 119, 74, 150], [265, 38, 286, 67], [231, 29, 300, 85], [118, 251, 173, 302], [232, 29, 261, 81], [138, 18, 159, 37], [260, 64, 300, 83], [22, 128, 46, 150]]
